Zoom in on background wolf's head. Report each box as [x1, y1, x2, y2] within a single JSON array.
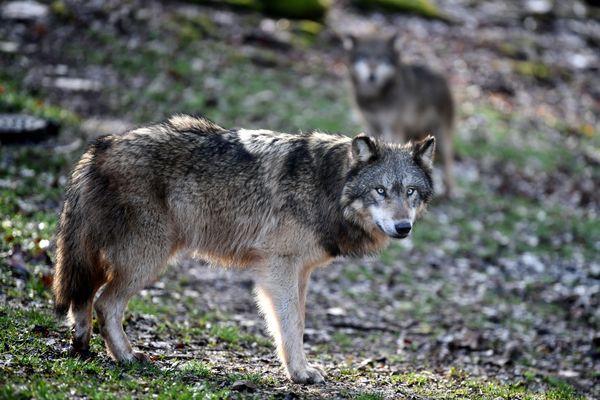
[[343, 34, 400, 97]]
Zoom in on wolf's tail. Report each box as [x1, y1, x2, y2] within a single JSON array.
[[53, 138, 111, 316], [53, 212, 101, 316]]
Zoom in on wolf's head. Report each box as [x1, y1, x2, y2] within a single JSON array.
[[343, 34, 400, 97], [342, 135, 434, 239]]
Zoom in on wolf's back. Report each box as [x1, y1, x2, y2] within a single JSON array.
[[53, 116, 226, 315]]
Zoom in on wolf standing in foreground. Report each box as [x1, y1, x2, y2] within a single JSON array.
[[344, 33, 455, 197], [53, 115, 435, 384]]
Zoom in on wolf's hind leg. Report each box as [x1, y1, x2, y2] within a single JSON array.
[[70, 298, 95, 356], [94, 242, 169, 363], [255, 259, 324, 384]]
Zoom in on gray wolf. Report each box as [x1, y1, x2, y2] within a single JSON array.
[[53, 114, 435, 384], [343, 33, 455, 197]]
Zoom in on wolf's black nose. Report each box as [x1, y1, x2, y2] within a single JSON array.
[[368, 73, 376, 82], [395, 221, 412, 236]]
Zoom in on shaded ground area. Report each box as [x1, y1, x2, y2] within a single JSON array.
[[1, 0, 599, 399]]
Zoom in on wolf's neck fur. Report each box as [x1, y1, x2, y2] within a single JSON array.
[[306, 142, 390, 258]]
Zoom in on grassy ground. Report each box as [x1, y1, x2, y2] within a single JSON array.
[[1, 1, 598, 399]]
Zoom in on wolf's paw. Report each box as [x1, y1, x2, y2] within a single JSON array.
[[132, 352, 151, 364], [69, 347, 96, 360], [117, 352, 151, 365], [290, 365, 326, 384]]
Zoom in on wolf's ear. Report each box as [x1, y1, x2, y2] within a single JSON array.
[[413, 135, 435, 169], [351, 134, 378, 163], [342, 34, 356, 51]]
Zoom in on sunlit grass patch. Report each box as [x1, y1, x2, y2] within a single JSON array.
[[354, 392, 385, 400], [179, 360, 214, 378], [331, 332, 353, 351], [207, 323, 271, 349], [338, 366, 361, 377], [386, 369, 584, 400], [128, 297, 176, 317], [0, 145, 76, 256], [210, 324, 244, 345], [455, 105, 585, 173], [0, 304, 232, 399], [225, 371, 269, 385], [390, 371, 432, 386], [541, 376, 584, 400]]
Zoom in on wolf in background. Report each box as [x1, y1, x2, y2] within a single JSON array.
[[53, 114, 435, 384], [344, 33, 455, 197]]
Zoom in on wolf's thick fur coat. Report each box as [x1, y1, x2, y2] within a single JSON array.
[[53, 115, 435, 383]]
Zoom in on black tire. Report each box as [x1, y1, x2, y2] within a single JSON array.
[[0, 114, 60, 144]]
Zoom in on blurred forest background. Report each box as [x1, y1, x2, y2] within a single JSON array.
[[0, 0, 599, 399]]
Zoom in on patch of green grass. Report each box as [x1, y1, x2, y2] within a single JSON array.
[[210, 324, 244, 345], [411, 180, 599, 261], [0, 305, 231, 399], [226, 371, 269, 385], [0, 74, 79, 125], [341, 264, 375, 283], [391, 372, 432, 386], [0, 307, 57, 343], [465, 379, 529, 399], [448, 367, 468, 380], [354, 392, 385, 400], [386, 369, 584, 400], [179, 360, 214, 378], [512, 60, 571, 83], [0, 146, 75, 257], [455, 106, 583, 173], [127, 297, 175, 317], [331, 332, 353, 351], [338, 366, 361, 378], [207, 323, 270, 349], [542, 376, 584, 400]]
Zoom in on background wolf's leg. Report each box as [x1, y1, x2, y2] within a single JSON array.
[[255, 259, 324, 384], [437, 128, 455, 197], [363, 117, 381, 138]]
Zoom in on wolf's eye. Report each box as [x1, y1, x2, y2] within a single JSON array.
[[375, 187, 386, 196], [406, 187, 416, 196]]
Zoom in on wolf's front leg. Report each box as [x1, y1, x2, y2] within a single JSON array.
[[255, 259, 324, 384]]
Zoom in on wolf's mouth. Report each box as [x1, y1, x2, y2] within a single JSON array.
[[376, 223, 410, 239]]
